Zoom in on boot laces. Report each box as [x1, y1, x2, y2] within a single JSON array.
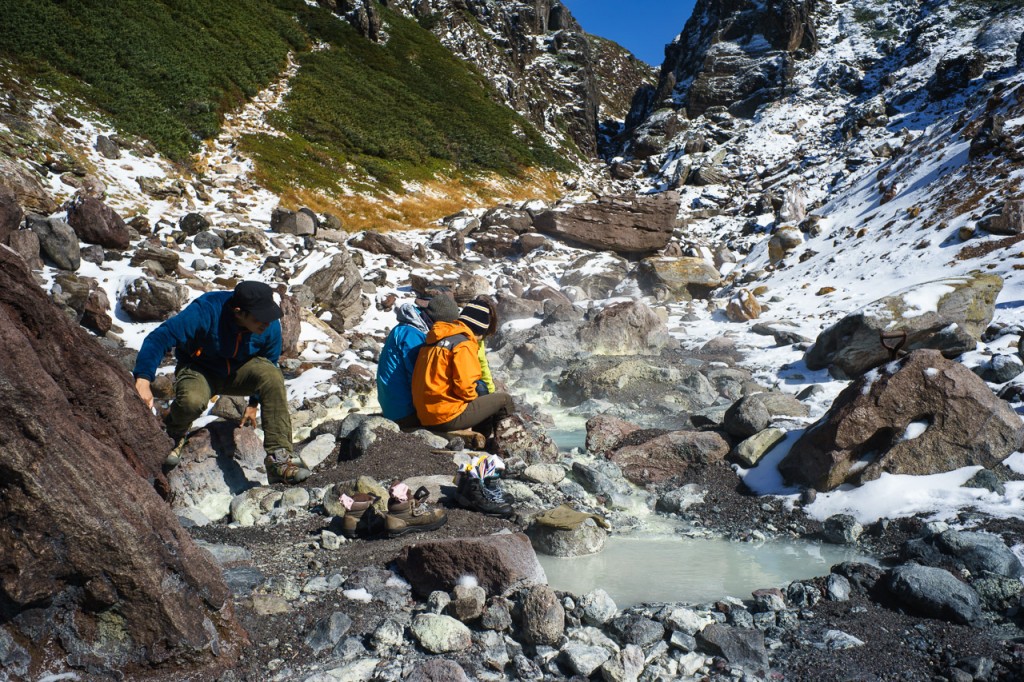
[[480, 477, 506, 503]]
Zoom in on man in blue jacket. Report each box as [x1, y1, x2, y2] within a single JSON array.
[[376, 294, 460, 427], [132, 280, 309, 484]]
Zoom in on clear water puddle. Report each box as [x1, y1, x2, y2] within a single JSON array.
[[537, 535, 873, 608]]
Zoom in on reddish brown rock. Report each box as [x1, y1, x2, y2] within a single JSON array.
[[396, 533, 547, 597], [0, 185, 23, 244], [0, 247, 246, 675], [585, 414, 642, 454], [66, 195, 131, 250], [608, 430, 731, 485], [779, 350, 1024, 492], [533, 192, 680, 256]]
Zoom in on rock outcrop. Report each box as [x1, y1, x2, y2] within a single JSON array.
[[779, 350, 1024, 492], [533, 192, 681, 255], [0, 246, 245, 676]]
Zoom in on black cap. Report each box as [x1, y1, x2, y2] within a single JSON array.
[[459, 301, 491, 335], [231, 281, 283, 323]]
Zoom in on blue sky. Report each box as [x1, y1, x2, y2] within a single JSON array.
[[561, 0, 697, 66]]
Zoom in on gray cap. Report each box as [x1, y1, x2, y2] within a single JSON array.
[[418, 294, 459, 323]]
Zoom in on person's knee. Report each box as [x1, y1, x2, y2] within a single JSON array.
[[249, 360, 286, 393], [173, 392, 208, 417]]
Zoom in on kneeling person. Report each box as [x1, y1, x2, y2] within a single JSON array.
[[132, 280, 309, 484]]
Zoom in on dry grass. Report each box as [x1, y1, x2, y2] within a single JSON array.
[[954, 233, 1024, 261], [277, 169, 565, 232]]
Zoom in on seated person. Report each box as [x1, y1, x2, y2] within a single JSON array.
[[376, 294, 460, 428], [411, 300, 513, 436]]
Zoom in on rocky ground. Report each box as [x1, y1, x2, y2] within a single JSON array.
[[169, 424, 1024, 682]]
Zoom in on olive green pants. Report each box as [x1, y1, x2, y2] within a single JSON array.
[[165, 357, 293, 453]]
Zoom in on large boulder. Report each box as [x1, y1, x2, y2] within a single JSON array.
[[66, 195, 131, 250], [300, 251, 368, 333], [637, 256, 721, 300], [533, 192, 680, 256], [805, 272, 1001, 378], [395, 533, 547, 597], [0, 247, 245, 674], [608, 430, 730, 485], [348, 230, 414, 261], [779, 350, 1024, 491], [27, 213, 80, 271], [120, 277, 190, 322], [577, 300, 673, 355]]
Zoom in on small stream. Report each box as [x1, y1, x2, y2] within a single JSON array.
[[537, 534, 871, 607]]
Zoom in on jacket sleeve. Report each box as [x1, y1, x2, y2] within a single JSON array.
[[451, 341, 482, 402], [262, 321, 282, 365], [478, 340, 495, 393], [132, 300, 207, 381]]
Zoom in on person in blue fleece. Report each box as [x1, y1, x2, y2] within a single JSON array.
[[132, 280, 309, 484], [376, 294, 460, 427]]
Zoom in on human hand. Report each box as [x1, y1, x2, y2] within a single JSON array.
[[241, 405, 259, 428], [135, 377, 154, 409]]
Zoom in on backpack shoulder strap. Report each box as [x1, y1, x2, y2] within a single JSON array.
[[431, 333, 470, 350]]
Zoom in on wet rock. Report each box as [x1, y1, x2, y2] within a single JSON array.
[[410, 614, 472, 653], [780, 350, 1024, 491], [533, 192, 680, 256], [695, 624, 769, 674], [396, 533, 546, 597], [885, 564, 982, 625], [657, 483, 707, 513], [805, 272, 1001, 379], [585, 414, 642, 455], [520, 586, 565, 649]]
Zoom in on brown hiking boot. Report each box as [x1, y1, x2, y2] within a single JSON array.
[[385, 486, 448, 538], [265, 448, 311, 485], [341, 493, 385, 539], [164, 434, 188, 472]]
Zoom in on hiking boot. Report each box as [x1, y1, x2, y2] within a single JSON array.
[[341, 493, 385, 539], [455, 476, 513, 518], [164, 434, 188, 471], [265, 448, 311, 484], [385, 486, 448, 538]]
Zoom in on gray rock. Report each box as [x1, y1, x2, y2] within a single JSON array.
[[528, 518, 607, 557], [826, 574, 851, 602], [450, 583, 486, 622], [805, 272, 1001, 379], [120, 277, 189, 322], [28, 214, 80, 271], [560, 252, 630, 300], [657, 483, 707, 513], [192, 230, 224, 250], [724, 395, 771, 439], [410, 613, 473, 653], [820, 629, 865, 650], [608, 613, 664, 647], [823, 514, 863, 545], [560, 641, 612, 677], [934, 530, 1024, 579], [299, 434, 336, 470], [305, 612, 353, 653], [404, 658, 471, 682], [0, 627, 30, 679], [886, 564, 982, 624], [973, 353, 1024, 384], [695, 624, 769, 673], [579, 588, 617, 626], [962, 469, 1005, 495]]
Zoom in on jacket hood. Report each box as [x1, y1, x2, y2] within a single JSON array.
[[425, 319, 475, 344], [395, 302, 430, 333]]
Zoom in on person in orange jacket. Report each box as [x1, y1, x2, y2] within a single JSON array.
[[411, 300, 513, 434]]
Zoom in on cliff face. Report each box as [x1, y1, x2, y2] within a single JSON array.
[[326, 0, 656, 159]]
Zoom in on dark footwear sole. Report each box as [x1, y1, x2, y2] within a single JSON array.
[[387, 514, 448, 538]]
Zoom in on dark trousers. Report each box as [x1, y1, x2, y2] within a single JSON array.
[[430, 392, 513, 434]]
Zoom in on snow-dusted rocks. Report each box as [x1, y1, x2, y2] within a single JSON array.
[[804, 272, 1002, 379], [65, 194, 131, 250], [120, 276, 190, 321], [780, 350, 1024, 492], [300, 251, 368, 333], [533, 192, 681, 256], [637, 255, 721, 300], [577, 299, 673, 355]]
